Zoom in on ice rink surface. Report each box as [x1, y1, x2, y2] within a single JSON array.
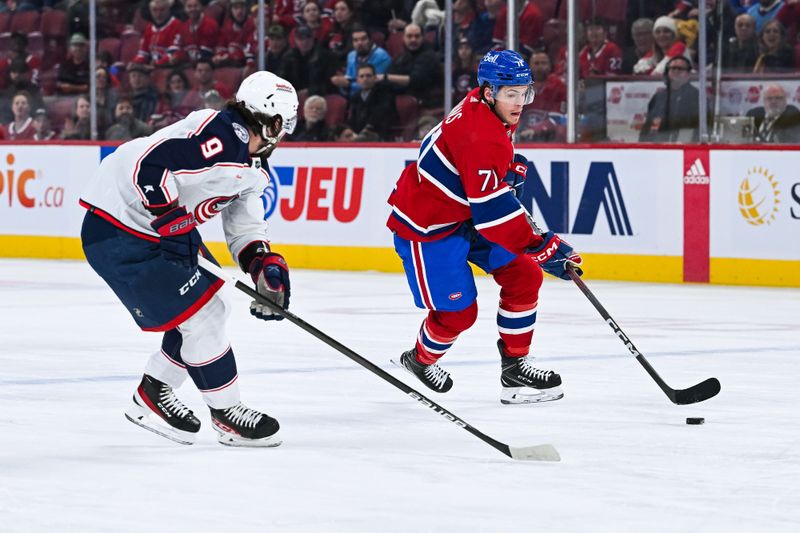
[[0, 259, 798, 532]]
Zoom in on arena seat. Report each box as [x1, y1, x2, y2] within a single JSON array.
[[386, 32, 405, 59], [119, 31, 142, 64], [394, 94, 419, 141], [0, 11, 11, 33], [9, 10, 41, 34], [98, 37, 121, 63], [40, 8, 67, 39], [324, 94, 348, 128], [214, 67, 243, 95]]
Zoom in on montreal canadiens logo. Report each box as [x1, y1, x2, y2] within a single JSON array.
[[261, 170, 279, 220], [194, 195, 239, 223], [448, 292, 462, 301]]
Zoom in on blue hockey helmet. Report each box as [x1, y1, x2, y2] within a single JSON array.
[[477, 50, 535, 105]]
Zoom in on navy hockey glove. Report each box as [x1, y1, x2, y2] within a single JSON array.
[[150, 206, 202, 269], [503, 154, 529, 197], [527, 231, 583, 280], [248, 253, 291, 321]]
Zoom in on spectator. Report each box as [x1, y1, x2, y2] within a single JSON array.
[[0, 1, 57, 12], [579, 18, 624, 78], [723, 14, 760, 72], [731, 0, 759, 14], [527, 51, 566, 113], [32, 108, 56, 141], [327, 0, 359, 62], [0, 33, 42, 89], [213, 0, 255, 67], [126, 64, 160, 123], [452, 37, 478, 103], [466, 0, 502, 55], [746, 84, 800, 143], [623, 19, 655, 74], [56, 34, 91, 95], [202, 89, 225, 111], [158, 69, 196, 120], [332, 25, 392, 97], [493, 0, 545, 55], [95, 67, 119, 137], [291, 1, 334, 47], [61, 95, 92, 140], [347, 63, 397, 141], [245, 25, 293, 78], [283, 25, 338, 97], [270, 0, 301, 29], [0, 59, 44, 125], [105, 97, 153, 141], [414, 113, 439, 141], [4, 91, 36, 140], [748, 0, 785, 32], [634, 16, 689, 75], [639, 56, 700, 142], [189, 59, 233, 106], [753, 19, 795, 72], [132, 0, 183, 68], [176, 0, 219, 64], [332, 123, 357, 142], [290, 95, 332, 141], [383, 24, 443, 108]]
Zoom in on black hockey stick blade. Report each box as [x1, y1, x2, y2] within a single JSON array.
[[198, 256, 560, 462], [567, 266, 721, 405], [672, 377, 721, 405]]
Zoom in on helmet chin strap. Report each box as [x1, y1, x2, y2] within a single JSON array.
[[253, 128, 286, 157]]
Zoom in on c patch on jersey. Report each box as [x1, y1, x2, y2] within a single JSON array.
[[232, 122, 250, 144]]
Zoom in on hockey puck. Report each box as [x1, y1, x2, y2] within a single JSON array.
[[686, 417, 705, 425]]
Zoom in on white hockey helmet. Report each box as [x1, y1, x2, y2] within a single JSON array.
[[236, 71, 299, 137]]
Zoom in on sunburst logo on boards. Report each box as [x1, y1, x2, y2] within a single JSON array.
[[738, 167, 780, 226]]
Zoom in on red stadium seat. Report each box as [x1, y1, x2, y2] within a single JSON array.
[[394, 94, 420, 141], [98, 37, 121, 63], [48, 96, 76, 131], [386, 32, 405, 59], [27, 32, 44, 56], [0, 11, 11, 33], [371, 30, 385, 49], [40, 8, 67, 39], [9, 10, 41, 34], [119, 31, 141, 64], [324, 94, 347, 128], [132, 8, 149, 34], [214, 67, 243, 95], [38, 67, 58, 96], [0, 33, 10, 60]]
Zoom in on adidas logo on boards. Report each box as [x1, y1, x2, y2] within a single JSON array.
[[684, 159, 710, 185]]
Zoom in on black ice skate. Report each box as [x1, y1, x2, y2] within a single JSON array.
[[210, 403, 281, 447], [125, 374, 201, 445], [392, 348, 453, 393], [498, 340, 564, 404]]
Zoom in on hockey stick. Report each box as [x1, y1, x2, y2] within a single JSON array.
[[566, 266, 721, 405], [198, 256, 560, 462]]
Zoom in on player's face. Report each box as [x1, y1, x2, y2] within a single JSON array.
[[491, 85, 530, 125]]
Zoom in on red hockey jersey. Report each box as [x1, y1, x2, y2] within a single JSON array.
[[578, 40, 623, 77], [387, 88, 542, 255], [133, 16, 183, 66]]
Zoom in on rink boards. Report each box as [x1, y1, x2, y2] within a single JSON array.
[[0, 141, 797, 287]]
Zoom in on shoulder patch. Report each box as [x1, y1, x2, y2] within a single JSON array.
[[232, 122, 250, 144]]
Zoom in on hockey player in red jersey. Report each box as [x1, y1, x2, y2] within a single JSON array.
[[80, 72, 298, 446], [387, 50, 583, 404]]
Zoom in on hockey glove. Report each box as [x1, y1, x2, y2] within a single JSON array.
[[248, 253, 291, 321], [503, 154, 529, 197], [150, 206, 202, 270], [527, 231, 583, 280]]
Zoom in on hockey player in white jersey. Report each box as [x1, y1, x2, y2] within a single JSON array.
[[80, 71, 298, 447]]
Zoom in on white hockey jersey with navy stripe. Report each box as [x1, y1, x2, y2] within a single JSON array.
[[80, 109, 270, 263]]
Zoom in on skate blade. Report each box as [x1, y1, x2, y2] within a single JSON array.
[[213, 428, 282, 448], [124, 404, 197, 445], [500, 385, 564, 405]]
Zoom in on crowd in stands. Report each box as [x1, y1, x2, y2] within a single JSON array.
[[0, 0, 799, 143]]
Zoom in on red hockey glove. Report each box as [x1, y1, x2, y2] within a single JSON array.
[[527, 231, 583, 280], [248, 252, 291, 321]]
